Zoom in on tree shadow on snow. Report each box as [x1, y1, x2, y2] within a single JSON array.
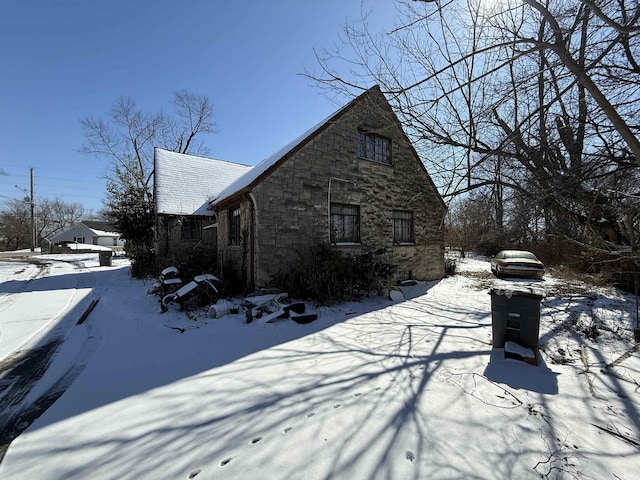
[[483, 349, 559, 394], [4, 268, 635, 480]]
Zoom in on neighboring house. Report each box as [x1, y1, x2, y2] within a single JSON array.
[[49, 221, 123, 248], [209, 85, 447, 289], [154, 148, 251, 262]]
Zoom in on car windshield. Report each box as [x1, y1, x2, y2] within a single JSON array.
[[505, 251, 537, 260]]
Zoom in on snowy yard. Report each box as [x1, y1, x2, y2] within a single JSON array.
[[0, 253, 639, 479]]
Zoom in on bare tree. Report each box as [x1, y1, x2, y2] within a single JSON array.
[[0, 199, 30, 251], [81, 90, 216, 200], [80, 90, 217, 276], [37, 198, 89, 242], [309, 0, 639, 283], [0, 197, 88, 251]]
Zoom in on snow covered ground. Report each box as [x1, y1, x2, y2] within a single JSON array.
[[0, 253, 639, 479]]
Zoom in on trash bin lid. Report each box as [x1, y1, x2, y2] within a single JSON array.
[[489, 286, 544, 300]]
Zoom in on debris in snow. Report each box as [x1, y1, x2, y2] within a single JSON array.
[[208, 300, 231, 319], [243, 292, 288, 308], [290, 312, 318, 324], [580, 345, 597, 397], [164, 325, 186, 334], [283, 302, 306, 315], [257, 308, 287, 324], [504, 341, 537, 365], [160, 274, 220, 313], [160, 266, 179, 278], [591, 423, 640, 449], [505, 341, 534, 358], [388, 288, 405, 302], [241, 292, 317, 324], [148, 266, 183, 297], [76, 298, 100, 325], [242, 292, 287, 324]]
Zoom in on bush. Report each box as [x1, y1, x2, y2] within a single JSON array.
[[273, 244, 396, 304], [444, 258, 457, 276], [157, 245, 218, 279], [128, 242, 156, 278]]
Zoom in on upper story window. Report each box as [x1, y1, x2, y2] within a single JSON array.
[[228, 206, 241, 245], [358, 131, 391, 164], [330, 203, 360, 244], [393, 210, 414, 244], [181, 218, 202, 240]]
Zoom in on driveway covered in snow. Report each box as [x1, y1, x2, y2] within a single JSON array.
[[0, 255, 638, 479], [0, 254, 121, 460]]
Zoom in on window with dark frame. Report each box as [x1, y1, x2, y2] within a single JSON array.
[[228, 206, 241, 246], [330, 203, 360, 243], [358, 131, 391, 164], [393, 210, 414, 244], [181, 218, 202, 240]]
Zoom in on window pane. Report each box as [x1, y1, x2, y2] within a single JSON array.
[[330, 203, 360, 243], [181, 219, 202, 240], [357, 134, 366, 159], [358, 132, 391, 164], [393, 211, 413, 243], [229, 207, 241, 245]]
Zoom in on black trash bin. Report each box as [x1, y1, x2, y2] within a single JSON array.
[[490, 287, 543, 363], [99, 250, 113, 267]]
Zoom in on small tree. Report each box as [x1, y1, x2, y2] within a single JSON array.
[[105, 179, 155, 277]]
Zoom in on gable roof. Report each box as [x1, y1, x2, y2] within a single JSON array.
[[209, 88, 379, 209], [154, 148, 251, 216], [49, 221, 120, 243], [210, 85, 445, 210], [82, 221, 119, 235]]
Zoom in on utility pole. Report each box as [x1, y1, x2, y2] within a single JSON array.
[[30, 167, 35, 252]]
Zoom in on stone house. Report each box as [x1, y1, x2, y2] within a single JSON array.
[[209, 85, 447, 289], [153, 148, 250, 264]]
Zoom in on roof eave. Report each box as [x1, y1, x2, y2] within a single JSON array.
[[210, 87, 380, 209]]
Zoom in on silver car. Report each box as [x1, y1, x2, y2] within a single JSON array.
[[491, 250, 545, 279]]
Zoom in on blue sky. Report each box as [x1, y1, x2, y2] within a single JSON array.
[[0, 0, 396, 214]]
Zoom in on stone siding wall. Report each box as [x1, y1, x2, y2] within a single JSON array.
[[155, 214, 217, 267], [244, 89, 446, 286]]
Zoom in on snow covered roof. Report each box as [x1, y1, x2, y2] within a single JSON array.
[[82, 221, 119, 237], [154, 148, 251, 216], [210, 87, 380, 208]]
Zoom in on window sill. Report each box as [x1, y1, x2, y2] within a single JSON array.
[[395, 242, 415, 246], [333, 242, 361, 247], [358, 156, 392, 166]]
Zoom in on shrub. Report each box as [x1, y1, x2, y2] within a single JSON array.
[[273, 244, 395, 304], [444, 258, 457, 276], [127, 242, 156, 278]]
